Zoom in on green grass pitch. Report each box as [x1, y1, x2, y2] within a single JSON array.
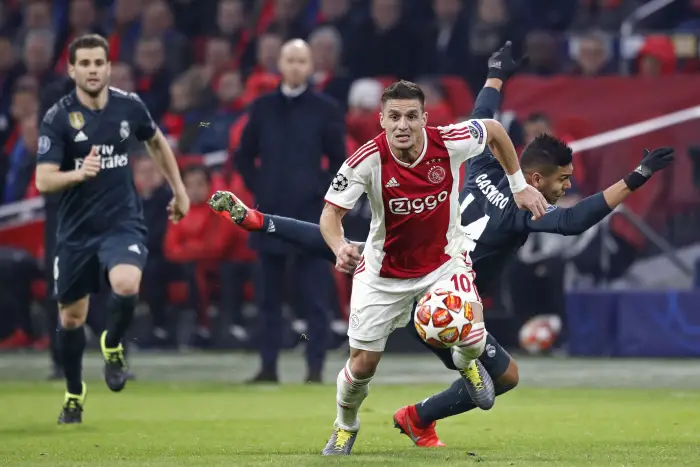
[[0, 382, 698, 466]]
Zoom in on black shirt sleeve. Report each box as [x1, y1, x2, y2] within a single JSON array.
[[131, 93, 158, 142], [469, 87, 502, 120], [512, 192, 613, 235], [37, 106, 65, 166]]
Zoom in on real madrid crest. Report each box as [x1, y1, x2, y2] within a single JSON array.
[[119, 120, 130, 140], [68, 112, 84, 130], [427, 165, 446, 184]]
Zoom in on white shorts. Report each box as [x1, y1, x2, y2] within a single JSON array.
[[348, 256, 482, 352]]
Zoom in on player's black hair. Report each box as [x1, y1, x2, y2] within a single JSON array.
[[520, 134, 573, 176], [182, 164, 212, 185], [381, 80, 425, 108], [68, 34, 110, 65]]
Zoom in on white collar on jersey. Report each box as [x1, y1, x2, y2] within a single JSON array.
[[280, 83, 308, 98], [386, 128, 428, 169]]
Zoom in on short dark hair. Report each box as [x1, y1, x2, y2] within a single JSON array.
[[182, 164, 212, 184], [68, 34, 109, 65], [520, 134, 573, 176], [381, 80, 425, 108]]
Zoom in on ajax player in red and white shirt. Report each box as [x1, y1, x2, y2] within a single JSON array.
[[319, 81, 548, 456]]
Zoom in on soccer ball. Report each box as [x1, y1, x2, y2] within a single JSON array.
[[518, 314, 562, 354], [414, 283, 475, 348]]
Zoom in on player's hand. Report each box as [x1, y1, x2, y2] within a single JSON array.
[[168, 190, 190, 224], [623, 147, 675, 191], [487, 41, 528, 82], [641, 147, 675, 173], [335, 243, 362, 274], [513, 184, 549, 220], [78, 146, 101, 180]]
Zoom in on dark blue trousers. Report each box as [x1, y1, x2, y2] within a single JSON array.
[[255, 252, 330, 374]]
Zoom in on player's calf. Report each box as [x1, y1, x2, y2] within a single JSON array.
[[322, 347, 379, 456], [101, 265, 140, 392]]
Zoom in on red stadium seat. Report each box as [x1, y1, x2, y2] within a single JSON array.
[[440, 76, 474, 118]]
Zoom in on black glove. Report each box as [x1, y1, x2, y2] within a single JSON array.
[[623, 147, 675, 191], [487, 41, 527, 81]]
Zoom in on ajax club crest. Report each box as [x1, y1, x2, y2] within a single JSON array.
[[427, 165, 446, 184]]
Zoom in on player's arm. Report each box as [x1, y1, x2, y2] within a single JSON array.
[[143, 129, 185, 195], [470, 41, 522, 120], [35, 108, 94, 193], [131, 93, 186, 196], [515, 147, 675, 234], [320, 156, 370, 273]]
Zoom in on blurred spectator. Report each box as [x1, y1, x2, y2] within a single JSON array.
[[309, 26, 351, 108], [21, 29, 60, 86], [415, 77, 454, 127], [140, 0, 191, 74], [14, 0, 53, 46], [316, 0, 357, 58], [4, 114, 38, 203], [0, 36, 21, 146], [109, 0, 143, 63], [203, 37, 234, 85], [164, 165, 250, 347], [242, 32, 283, 102], [214, 0, 254, 69], [54, 0, 104, 74], [190, 70, 245, 154], [247, 31, 282, 78], [236, 40, 346, 383], [161, 69, 205, 152], [512, 0, 577, 31], [523, 112, 555, 145], [133, 36, 171, 121], [346, 0, 425, 80], [1, 86, 38, 196], [133, 155, 174, 347], [571, 0, 640, 32], [345, 78, 383, 143], [637, 35, 677, 76], [522, 31, 561, 76], [466, 0, 523, 91], [110, 62, 135, 93], [425, 0, 471, 80], [0, 246, 42, 349], [568, 31, 614, 76], [267, 0, 311, 41]]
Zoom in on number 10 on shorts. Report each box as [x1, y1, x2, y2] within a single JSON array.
[[450, 273, 480, 302]]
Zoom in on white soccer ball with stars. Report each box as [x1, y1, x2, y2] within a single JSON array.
[[414, 282, 475, 348]]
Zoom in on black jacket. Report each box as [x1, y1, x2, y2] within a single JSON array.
[[236, 87, 346, 253]]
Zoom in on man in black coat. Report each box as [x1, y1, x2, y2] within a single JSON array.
[[236, 39, 346, 383]]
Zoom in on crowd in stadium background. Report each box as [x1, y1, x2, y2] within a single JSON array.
[[0, 0, 699, 361]]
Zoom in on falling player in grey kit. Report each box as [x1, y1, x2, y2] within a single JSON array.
[[35, 34, 190, 424]]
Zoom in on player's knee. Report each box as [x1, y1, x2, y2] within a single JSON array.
[[457, 322, 488, 360], [59, 298, 89, 328], [348, 348, 381, 380], [109, 265, 142, 296]]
